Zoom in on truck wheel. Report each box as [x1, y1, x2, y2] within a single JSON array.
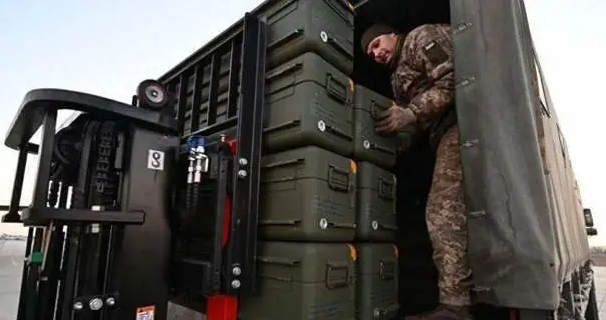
[[586, 280, 600, 320]]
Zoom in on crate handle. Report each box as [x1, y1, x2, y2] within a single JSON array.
[[372, 303, 401, 319], [375, 222, 397, 232], [320, 31, 354, 60], [327, 165, 350, 192], [323, 0, 353, 27], [263, 119, 300, 134], [258, 219, 302, 226], [256, 256, 301, 267], [268, 29, 303, 52], [266, 62, 303, 81], [378, 178, 395, 200], [379, 260, 396, 280], [261, 158, 305, 169], [319, 121, 353, 141], [370, 100, 389, 119], [325, 73, 348, 103], [325, 262, 350, 289], [327, 221, 356, 229], [362, 140, 396, 156]]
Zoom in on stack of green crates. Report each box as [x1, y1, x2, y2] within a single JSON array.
[[238, 0, 400, 319]]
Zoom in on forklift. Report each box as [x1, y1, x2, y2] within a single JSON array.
[[0, 14, 265, 320]]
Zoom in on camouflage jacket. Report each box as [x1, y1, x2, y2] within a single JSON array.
[[390, 23, 455, 127]]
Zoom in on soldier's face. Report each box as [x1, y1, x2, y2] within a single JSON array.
[[366, 33, 398, 65]]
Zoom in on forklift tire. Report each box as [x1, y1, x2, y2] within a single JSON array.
[[136, 79, 170, 110]]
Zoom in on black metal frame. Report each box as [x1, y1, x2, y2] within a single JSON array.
[[166, 13, 267, 301], [2, 87, 179, 320], [224, 12, 267, 295], [2, 11, 266, 320], [3, 89, 178, 227]]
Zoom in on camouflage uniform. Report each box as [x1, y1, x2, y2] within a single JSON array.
[[391, 24, 472, 308]]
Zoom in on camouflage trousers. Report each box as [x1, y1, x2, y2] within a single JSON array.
[[426, 124, 472, 307]]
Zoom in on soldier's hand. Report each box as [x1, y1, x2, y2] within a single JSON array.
[[375, 105, 417, 133]]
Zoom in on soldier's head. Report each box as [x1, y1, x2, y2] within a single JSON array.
[[361, 24, 398, 65]]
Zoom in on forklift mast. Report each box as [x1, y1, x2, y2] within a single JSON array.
[[1, 13, 266, 320]]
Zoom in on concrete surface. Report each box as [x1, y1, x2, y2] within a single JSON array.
[[594, 264, 606, 320], [2, 238, 606, 319], [0, 237, 204, 320]]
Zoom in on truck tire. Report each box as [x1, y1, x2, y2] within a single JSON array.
[[585, 280, 600, 320]]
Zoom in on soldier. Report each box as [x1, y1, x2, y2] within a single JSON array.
[[361, 23, 472, 320]]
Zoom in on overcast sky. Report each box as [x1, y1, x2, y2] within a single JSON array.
[[0, 1, 605, 247]]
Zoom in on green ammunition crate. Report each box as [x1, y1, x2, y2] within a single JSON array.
[[353, 85, 398, 170], [264, 52, 354, 157], [259, 146, 357, 242], [165, 0, 354, 136], [260, 0, 355, 75], [239, 242, 357, 320], [356, 244, 400, 320], [182, 52, 355, 146], [356, 162, 397, 241]]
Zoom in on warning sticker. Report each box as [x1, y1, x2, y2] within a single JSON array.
[[136, 305, 155, 320]]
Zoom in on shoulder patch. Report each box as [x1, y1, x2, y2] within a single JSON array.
[[422, 41, 448, 65]]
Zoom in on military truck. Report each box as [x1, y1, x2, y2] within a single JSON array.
[[0, 0, 599, 320]]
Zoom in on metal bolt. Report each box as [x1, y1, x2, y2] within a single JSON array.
[[320, 31, 329, 43], [371, 220, 379, 230], [73, 302, 84, 311], [232, 266, 242, 276], [231, 279, 241, 288], [89, 298, 103, 311], [237, 170, 247, 178], [239, 158, 248, 166], [317, 120, 326, 132], [90, 224, 100, 234], [106, 297, 115, 306], [319, 218, 328, 230], [90, 206, 103, 234], [373, 308, 381, 318]]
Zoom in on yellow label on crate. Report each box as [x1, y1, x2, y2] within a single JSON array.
[[345, 1, 354, 11], [349, 160, 358, 174], [347, 244, 357, 261]]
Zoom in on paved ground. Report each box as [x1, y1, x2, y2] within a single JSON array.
[[0, 240, 24, 320], [2, 238, 606, 320], [594, 265, 606, 319], [0, 238, 204, 320]]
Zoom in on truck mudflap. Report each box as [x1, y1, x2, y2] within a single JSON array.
[[452, 0, 590, 309]]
